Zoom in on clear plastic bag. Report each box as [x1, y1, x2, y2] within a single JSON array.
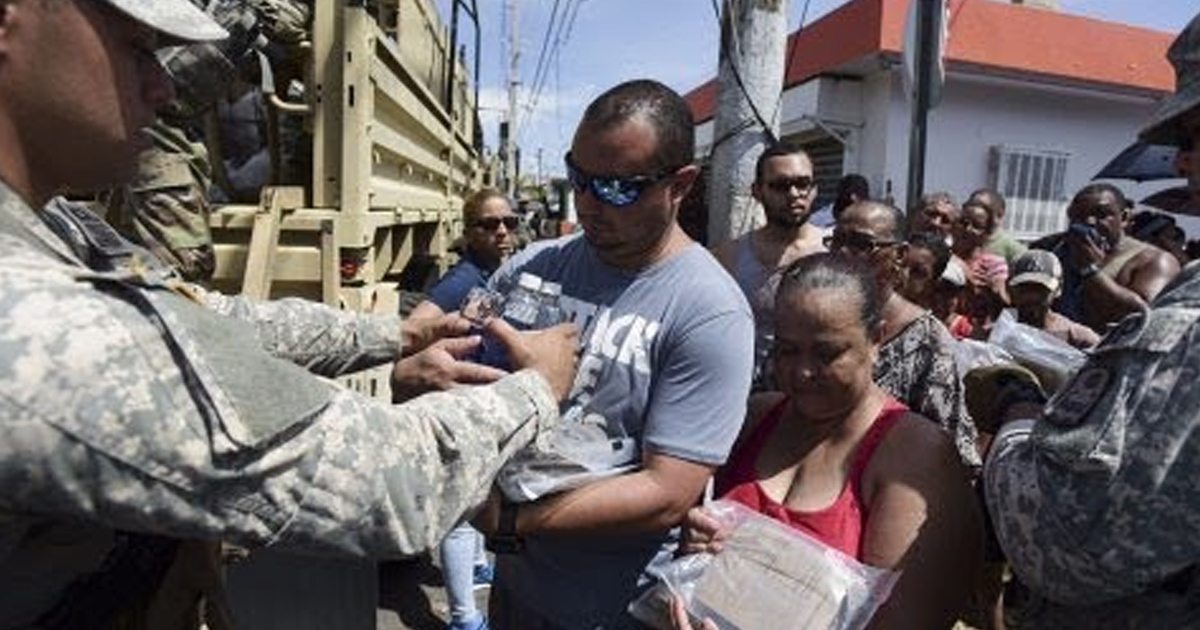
[[495, 405, 639, 501], [953, 337, 1015, 378], [987, 309, 1087, 393], [628, 500, 899, 630]]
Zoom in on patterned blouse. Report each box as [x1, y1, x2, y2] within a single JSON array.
[[875, 311, 981, 469]]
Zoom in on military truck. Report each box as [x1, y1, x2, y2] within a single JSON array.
[[201, 3, 490, 627], [206, 0, 487, 397]]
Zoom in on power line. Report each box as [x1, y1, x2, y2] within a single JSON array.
[[705, 0, 812, 159], [519, 0, 584, 143]]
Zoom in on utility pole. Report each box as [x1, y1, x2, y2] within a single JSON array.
[[707, 0, 788, 245], [504, 0, 520, 197], [905, 0, 945, 212], [536, 147, 544, 187]]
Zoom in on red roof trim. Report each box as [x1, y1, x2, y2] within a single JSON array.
[[685, 0, 1174, 124]]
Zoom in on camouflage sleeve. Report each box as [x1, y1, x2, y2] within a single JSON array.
[[0, 263, 558, 558], [984, 298, 1200, 605], [197, 286, 403, 377]]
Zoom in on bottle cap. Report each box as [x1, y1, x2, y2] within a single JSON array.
[[517, 272, 542, 291]]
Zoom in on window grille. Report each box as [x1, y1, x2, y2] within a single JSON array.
[[988, 145, 1071, 240]]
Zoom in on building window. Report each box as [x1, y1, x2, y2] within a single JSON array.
[[988, 145, 1071, 240]]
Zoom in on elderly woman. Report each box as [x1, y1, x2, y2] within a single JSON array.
[[675, 253, 983, 630], [828, 201, 979, 469]]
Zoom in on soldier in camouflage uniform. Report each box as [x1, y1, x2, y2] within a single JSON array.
[[104, 0, 311, 283], [979, 12, 1200, 628], [0, 1, 578, 628]]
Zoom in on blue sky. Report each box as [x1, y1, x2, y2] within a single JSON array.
[[438, 0, 1197, 180]]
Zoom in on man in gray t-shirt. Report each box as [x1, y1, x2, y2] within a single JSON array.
[[475, 80, 755, 630]]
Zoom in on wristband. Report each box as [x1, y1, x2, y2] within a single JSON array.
[[1079, 263, 1102, 280], [485, 500, 523, 554]]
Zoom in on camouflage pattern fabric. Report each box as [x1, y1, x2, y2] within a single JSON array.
[[47, 197, 404, 378], [105, 120, 216, 284], [0, 180, 562, 627], [984, 263, 1200, 628]]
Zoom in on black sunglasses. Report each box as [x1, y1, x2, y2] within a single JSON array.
[[564, 152, 683, 208], [471, 216, 519, 231], [823, 230, 898, 254], [764, 176, 815, 194]]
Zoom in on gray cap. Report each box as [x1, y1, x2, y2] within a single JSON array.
[[104, 0, 228, 44], [1008, 249, 1063, 292], [1139, 11, 1200, 145]]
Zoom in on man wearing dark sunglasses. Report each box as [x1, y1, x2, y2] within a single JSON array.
[[475, 79, 755, 630], [829, 201, 979, 470], [711, 141, 826, 391]]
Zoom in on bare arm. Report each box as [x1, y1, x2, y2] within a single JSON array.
[[479, 450, 715, 537], [861, 417, 984, 630], [1081, 247, 1179, 328]]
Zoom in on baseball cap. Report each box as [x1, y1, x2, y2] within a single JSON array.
[[103, 0, 228, 44], [1008, 250, 1063, 292], [1139, 11, 1200, 145]]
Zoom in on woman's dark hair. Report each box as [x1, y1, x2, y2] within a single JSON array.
[[778, 253, 884, 334], [462, 187, 509, 224], [906, 231, 952, 278]]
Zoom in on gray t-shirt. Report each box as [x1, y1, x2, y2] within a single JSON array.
[[492, 233, 755, 629]]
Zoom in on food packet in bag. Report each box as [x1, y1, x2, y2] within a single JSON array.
[[629, 500, 898, 630]]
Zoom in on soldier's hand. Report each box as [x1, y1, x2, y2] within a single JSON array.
[[390, 336, 507, 402], [401, 312, 473, 355], [488, 318, 579, 401]]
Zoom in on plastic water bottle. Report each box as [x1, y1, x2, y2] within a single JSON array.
[[536, 281, 567, 327], [475, 272, 543, 369]]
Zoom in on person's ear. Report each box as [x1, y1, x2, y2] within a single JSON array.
[[751, 180, 764, 204], [669, 164, 699, 202]]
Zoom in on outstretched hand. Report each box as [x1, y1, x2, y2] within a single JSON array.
[[401, 312, 473, 355], [390, 335, 507, 402], [488, 318, 579, 401]]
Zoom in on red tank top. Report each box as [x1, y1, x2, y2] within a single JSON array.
[[715, 396, 907, 559]]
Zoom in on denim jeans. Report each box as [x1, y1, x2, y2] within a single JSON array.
[[441, 523, 487, 624]]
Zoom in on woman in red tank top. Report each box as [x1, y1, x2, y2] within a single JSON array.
[[675, 253, 984, 630]]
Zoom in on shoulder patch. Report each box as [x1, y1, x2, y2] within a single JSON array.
[[1045, 366, 1111, 428]]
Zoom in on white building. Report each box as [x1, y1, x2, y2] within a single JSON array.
[[685, 0, 1180, 240]]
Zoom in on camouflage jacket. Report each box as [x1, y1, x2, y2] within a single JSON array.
[[0, 181, 560, 628], [45, 195, 400, 377], [984, 264, 1200, 628]]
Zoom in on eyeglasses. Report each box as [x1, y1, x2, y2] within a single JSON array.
[[764, 177, 815, 194], [470, 216, 519, 232], [564, 152, 683, 208], [823, 230, 898, 254]]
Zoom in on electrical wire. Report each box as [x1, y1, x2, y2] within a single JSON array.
[[704, 0, 813, 158]]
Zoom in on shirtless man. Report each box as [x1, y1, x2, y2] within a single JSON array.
[[1053, 182, 1180, 333]]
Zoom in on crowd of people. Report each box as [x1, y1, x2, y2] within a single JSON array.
[[1, 2, 1199, 630]]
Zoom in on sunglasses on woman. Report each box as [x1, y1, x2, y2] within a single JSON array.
[[470, 216, 520, 231], [564, 152, 684, 208]]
